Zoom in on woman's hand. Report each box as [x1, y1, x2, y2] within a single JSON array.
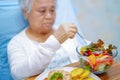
[[53, 23, 78, 44]]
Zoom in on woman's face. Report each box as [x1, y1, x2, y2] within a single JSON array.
[[25, 0, 56, 34]]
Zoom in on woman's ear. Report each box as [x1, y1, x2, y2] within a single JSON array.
[[22, 8, 29, 20]]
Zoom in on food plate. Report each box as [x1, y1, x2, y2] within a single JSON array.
[[35, 67, 101, 80]]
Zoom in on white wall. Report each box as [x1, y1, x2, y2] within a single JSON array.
[[72, 0, 120, 62]]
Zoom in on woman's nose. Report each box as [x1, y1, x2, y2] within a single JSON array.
[[45, 12, 53, 19]]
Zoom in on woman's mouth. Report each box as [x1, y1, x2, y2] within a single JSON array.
[[43, 23, 53, 27]]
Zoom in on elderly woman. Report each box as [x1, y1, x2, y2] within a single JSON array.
[[7, 0, 80, 80]]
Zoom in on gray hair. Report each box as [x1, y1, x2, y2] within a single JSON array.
[[19, 0, 34, 13], [19, 0, 57, 13]]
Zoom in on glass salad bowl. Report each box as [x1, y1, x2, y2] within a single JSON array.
[[76, 39, 118, 74]]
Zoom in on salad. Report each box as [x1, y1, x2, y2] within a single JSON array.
[[79, 39, 117, 74]]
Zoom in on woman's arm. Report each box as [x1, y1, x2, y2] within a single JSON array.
[[7, 35, 61, 80]]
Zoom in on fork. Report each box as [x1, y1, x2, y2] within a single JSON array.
[[76, 32, 92, 46]]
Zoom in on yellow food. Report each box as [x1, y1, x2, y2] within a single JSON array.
[[80, 70, 90, 78], [70, 68, 84, 78], [76, 78, 84, 80], [84, 77, 95, 80], [70, 68, 93, 80]]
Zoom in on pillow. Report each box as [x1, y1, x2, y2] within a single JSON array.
[[0, 1, 28, 80]]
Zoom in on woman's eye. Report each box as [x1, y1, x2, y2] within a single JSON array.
[[39, 10, 45, 13], [51, 9, 55, 13]]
